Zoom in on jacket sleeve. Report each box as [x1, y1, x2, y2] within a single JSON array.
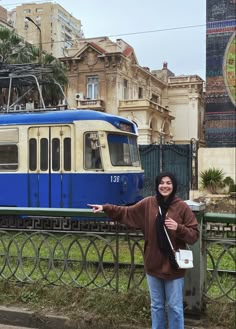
[[175, 203, 199, 244], [103, 197, 148, 231]]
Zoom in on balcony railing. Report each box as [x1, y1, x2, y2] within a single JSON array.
[[119, 98, 170, 114], [77, 99, 105, 111]]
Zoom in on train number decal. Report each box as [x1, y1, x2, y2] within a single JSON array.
[[110, 175, 120, 183]]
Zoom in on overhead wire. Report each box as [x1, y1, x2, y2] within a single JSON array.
[[16, 23, 206, 48], [108, 24, 206, 38]]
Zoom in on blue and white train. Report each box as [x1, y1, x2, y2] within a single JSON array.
[[0, 109, 144, 208]]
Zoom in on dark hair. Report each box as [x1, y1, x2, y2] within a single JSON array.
[[155, 172, 178, 210]]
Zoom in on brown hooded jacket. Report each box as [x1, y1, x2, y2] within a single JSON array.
[[103, 196, 199, 280]]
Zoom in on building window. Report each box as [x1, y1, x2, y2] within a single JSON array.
[[36, 8, 44, 13], [123, 79, 128, 99], [138, 87, 143, 99], [23, 9, 31, 13], [87, 76, 98, 99], [151, 94, 159, 104]]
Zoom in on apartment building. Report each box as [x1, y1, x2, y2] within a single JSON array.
[[0, 5, 13, 29], [8, 2, 82, 58], [61, 37, 204, 145]]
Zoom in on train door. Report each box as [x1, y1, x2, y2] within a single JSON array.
[[28, 126, 72, 207]]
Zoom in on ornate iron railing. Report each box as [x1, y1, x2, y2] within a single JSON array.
[[0, 227, 145, 291], [0, 208, 235, 304], [202, 212, 235, 302]]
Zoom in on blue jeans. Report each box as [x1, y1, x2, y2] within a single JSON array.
[[146, 274, 184, 329]]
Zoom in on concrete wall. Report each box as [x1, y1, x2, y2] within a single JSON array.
[[198, 147, 236, 182]]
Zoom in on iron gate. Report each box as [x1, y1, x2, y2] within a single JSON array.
[[139, 144, 192, 200]]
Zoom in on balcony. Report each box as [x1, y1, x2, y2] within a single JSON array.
[[119, 98, 170, 114], [77, 99, 105, 111]]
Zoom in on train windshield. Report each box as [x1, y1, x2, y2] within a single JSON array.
[[108, 134, 140, 167]]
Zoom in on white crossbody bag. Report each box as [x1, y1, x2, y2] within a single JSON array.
[[159, 207, 194, 269]]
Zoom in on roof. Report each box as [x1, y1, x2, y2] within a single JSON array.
[[0, 109, 135, 128], [61, 37, 139, 64]]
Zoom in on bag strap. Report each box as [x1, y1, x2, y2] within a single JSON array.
[[159, 206, 175, 251], [158, 206, 190, 252]]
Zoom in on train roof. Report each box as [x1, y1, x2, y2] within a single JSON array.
[[0, 109, 136, 131]]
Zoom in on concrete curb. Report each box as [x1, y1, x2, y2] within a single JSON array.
[[0, 325, 38, 329], [0, 306, 71, 329], [0, 305, 206, 329], [0, 305, 150, 329]]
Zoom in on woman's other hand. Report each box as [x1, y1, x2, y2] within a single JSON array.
[[88, 204, 103, 213], [165, 214, 178, 231]]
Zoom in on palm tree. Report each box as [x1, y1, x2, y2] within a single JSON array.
[[0, 27, 68, 107], [0, 27, 38, 64], [0, 27, 67, 84], [43, 53, 68, 86]]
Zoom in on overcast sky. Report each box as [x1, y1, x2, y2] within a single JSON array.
[[2, 0, 206, 79]]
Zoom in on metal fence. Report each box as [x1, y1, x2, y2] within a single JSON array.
[[202, 213, 235, 302], [0, 209, 235, 317], [139, 144, 193, 200], [0, 227, 145, 291]]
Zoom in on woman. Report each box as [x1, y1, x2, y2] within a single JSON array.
[[89, 172, 199, 329]]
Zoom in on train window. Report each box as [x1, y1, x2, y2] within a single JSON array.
[[108, 135, 131, 166], [129, 136, 141, 166], [84, 132, 102, 170], [64, 138, 71, 171], [29, 138, 37, 171], [0, 144, 18, 170], [0, 128, 19, 143], [40, 138, 48, 171], [52, 138, 60, 171], [108, 134, 140, 167]]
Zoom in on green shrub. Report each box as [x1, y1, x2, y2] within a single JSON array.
[[200, 168, 225, 194], [229, 184, 236, 193], [223, 176, 235, 193], [223, 176, 234, 186]]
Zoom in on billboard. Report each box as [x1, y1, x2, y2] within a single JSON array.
[[205, 0, 236, 147]]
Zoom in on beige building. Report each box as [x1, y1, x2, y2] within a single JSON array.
[[8, 2, 82, 58], [166, 75, 205, 144], [0, 5, 13, 29], [61, 37, 204, 145]]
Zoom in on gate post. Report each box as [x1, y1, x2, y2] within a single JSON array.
[[190, 138, 199, 190], [183, 200, 206, 317]]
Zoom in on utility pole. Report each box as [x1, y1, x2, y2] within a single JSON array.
[[24, 16, 43, 108], [24, 16, 42, 64]]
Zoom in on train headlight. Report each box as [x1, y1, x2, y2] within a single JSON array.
[[120, 176, 128, 193], [138, 174, 144, 189]]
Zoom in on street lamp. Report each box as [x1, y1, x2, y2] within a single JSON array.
[[24, 16, 42, 64]]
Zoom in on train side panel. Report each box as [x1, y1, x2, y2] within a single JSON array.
[[0, 111, 144, 208], [0, 126, 29, 206]]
